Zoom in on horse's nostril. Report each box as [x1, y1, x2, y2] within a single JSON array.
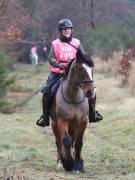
[[86, 90, 93, 98]]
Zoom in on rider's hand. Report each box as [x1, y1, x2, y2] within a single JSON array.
[[59, 64, 67, 70]]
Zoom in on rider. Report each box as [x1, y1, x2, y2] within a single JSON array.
[[36, 18, 103, 127]]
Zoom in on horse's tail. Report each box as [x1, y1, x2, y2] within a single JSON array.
[[60, 132, 75, 171]]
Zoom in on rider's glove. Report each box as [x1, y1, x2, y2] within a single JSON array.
[[59, 63, 67, 70]]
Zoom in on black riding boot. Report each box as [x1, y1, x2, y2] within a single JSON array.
[[36, 93, 51, 127], [88, 96, 103, 123]]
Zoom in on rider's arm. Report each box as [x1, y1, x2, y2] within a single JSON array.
[[48, 46, 61, 68]]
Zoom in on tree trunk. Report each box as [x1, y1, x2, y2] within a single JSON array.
[[90, 0, 96, 29]]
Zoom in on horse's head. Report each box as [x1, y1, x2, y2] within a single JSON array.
[[68, 55, 95, 99]]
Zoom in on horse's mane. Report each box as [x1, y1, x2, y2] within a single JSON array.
[[64, 53, 94, 78], [82, 55, 94, 67], [64, 58, 75, 78], [76, 49, 94, 67]]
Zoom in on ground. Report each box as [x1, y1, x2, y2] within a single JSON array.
[[0, 63, 135, 180]]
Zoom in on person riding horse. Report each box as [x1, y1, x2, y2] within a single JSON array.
[[36, 18, 103, 127], [30, 46, 39, 66]]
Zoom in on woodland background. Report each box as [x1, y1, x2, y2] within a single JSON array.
[[1, 0, 135, 55], [1, 0, 135, 108], [0, 1, 135, 179]]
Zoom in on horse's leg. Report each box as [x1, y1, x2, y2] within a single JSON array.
[[31, 56, 36, 70], [73, 138, 84, 173], [52, 122, 62, 163], [53, 119, 74, 171], [31, 56, 34, 65], [73, 117, 87, 173]]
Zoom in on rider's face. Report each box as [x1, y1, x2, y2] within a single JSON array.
[[61, 28, 72, 38]]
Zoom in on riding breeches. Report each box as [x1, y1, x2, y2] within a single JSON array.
[[41, 72, 63, 95]]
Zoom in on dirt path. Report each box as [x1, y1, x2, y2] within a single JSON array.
[[0, 64, 135, 180]]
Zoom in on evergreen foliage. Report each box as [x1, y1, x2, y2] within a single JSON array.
[[80, 25, 135, 59], [0, 50, 14, 107]]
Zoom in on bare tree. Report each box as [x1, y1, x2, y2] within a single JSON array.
[[90, 0, 96, 29], [1, 0, 135, 62]]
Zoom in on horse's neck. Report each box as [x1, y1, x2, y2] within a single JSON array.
[[62, 62, 81, 101], [64, 80, 77, 98], [63, 75, 83, 101]]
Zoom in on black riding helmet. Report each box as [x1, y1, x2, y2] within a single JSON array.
[[58, 19, 73, 42], [58, 19, 73, 30]]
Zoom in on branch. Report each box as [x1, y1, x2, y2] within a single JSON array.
[[16, 40, 46, 44]]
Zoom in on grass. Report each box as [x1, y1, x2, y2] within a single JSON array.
[[0, 62, 135, 179]]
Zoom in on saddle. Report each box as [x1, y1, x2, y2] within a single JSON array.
[[41, 80, 61, 97]]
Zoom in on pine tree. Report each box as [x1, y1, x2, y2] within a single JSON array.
[[0, 51, 13, 107]]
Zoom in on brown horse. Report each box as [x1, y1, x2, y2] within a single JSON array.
[[50, 56, 94, 173]]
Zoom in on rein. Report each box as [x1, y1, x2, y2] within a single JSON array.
[[61, 80, 85, 104]]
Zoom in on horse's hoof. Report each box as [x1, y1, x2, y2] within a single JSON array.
[[56, 161, 63, 171], [73, 159, 84, 173]]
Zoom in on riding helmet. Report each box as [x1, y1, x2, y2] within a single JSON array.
[[58, 19, 73, 30]]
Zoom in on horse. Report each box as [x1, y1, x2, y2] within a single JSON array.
[[50, 56, 94, 173]]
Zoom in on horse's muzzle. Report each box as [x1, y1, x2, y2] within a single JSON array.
[[85, 90, 94, 98]]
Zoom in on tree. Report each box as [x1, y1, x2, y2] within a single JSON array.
[[1, 0, 135, 63], [0, 50, 14, 107], [89, 0, 95, 29]]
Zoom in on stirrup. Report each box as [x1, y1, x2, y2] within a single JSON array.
[[36, 116, 50, 127]]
